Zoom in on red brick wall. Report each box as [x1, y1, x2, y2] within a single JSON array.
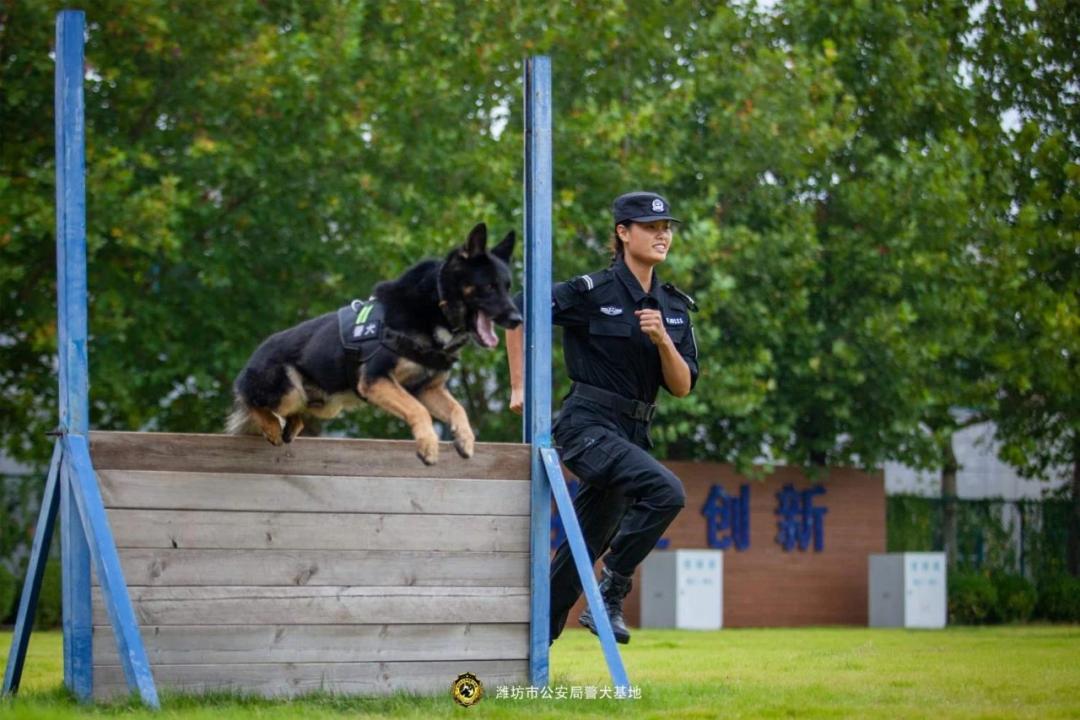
[[559, 461, 885, 628]]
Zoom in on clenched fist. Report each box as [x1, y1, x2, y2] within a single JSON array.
[[634, 309, 669, 346]]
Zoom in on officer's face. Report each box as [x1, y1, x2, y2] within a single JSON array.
[[618, 220, 674, 266]]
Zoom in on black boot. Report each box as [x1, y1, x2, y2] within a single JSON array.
[[578, 566, 632, 644]]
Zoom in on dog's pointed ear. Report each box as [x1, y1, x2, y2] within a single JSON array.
[[464, 222, 488, 257], [491, 230, 515, 262]]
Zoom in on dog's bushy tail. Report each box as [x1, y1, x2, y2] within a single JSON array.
[[225, 395, 257, 435]]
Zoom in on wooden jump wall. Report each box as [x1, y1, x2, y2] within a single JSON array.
[[88, 431, 532, 699]]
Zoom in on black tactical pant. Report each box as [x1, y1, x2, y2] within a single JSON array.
[[548, 397, 686, 642]]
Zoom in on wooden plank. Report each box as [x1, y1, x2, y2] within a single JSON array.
[[92, 586, 529, 625], [104, 509, 530, 551], [97, 471, 530, 516], [90, 431, 530, 480], [93, 658, 529, 699], [100, 548, 528, 587], [93, 623, 528, 665]]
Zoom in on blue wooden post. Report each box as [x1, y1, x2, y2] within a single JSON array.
[[9, 11, 161, 708], [55, 10, 94, 701], [523, 55, 553, 688], [523, 55, 631, 696]]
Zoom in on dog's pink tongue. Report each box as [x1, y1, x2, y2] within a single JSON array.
[[477, 311, 499, 348]]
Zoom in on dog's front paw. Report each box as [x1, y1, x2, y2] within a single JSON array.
[[263, 432, 284, 447], [282, 416, 304, 444], [453, 429, 475, 459], [416, 434, 439, 465]]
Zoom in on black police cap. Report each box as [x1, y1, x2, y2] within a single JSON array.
[[612, 191, 680, 226]]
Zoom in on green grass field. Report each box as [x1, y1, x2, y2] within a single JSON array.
[[2, 626, 1079, 718]]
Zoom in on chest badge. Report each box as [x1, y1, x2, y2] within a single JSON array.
[[665, 316, 686, 325], [600, 306, 624, 316]]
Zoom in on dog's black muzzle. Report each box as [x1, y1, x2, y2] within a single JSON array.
[[497, 308, 523, 329]]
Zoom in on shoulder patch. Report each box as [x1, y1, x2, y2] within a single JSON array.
[[571, 269, 614, 294], [662, 282, 698, 312]]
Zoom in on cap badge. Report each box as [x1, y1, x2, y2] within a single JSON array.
[[651, 198, 665, 212]]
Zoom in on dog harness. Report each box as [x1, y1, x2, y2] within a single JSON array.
[[338, 298, 462, 371]]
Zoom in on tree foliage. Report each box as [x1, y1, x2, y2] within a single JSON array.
[[0, 1, 1074, 517]]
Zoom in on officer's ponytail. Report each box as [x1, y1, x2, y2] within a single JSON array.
[[610, 223, 631, 266]]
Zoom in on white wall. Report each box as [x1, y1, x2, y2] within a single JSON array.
[[885, 421, 1070, 500]]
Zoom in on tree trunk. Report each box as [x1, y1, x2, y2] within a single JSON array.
[[941, 435, 959, 570], [1069, 444, 1080, 577]]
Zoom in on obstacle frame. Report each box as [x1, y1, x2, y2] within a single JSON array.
[[3, 10, 628, 707]]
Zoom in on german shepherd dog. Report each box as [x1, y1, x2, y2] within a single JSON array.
[[227, 223, 521, 464]]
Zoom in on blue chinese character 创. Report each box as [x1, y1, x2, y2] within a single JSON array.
[[775, 484, 828, 551], [701, 484, 751, 550]]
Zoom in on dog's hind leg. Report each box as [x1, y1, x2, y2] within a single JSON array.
[[250, 407, 284, 446], [272, 367, 309, 444], [417, 379, 475, 459], [282, 415, 304, 443], [359, 377, 440, 465]]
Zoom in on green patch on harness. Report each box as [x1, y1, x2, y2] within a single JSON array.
[[355, 303, 374, 325]]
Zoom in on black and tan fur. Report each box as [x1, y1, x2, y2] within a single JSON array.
[[227, 223, 521, 464]]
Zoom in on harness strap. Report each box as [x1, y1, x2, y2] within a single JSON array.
[[382, 327, 459, 371], [436, 262, 467, 333], [340, 296, 463, 371]]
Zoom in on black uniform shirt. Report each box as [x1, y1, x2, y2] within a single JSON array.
[[541, 257, 699, 404]]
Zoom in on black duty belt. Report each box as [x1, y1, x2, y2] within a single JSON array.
[[569, 382, 657, 423]]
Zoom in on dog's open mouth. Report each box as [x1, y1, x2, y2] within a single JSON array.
[[472, 310, 499, 349]]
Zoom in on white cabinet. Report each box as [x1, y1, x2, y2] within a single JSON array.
[[868, 552, 947, 628], [641, 550, 723, 630]]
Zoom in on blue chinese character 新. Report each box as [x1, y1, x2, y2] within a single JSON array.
[[775, 483, 828, 552]]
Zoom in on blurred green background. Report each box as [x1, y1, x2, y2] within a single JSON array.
[[1, 1, 1076, 551]]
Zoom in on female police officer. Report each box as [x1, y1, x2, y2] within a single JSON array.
[[506, 191, 699, 644]]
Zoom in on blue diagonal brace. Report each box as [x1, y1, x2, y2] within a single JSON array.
[[540, 447, 631, 693], [63, 434, 159, 709], [3, 440, 64, 696]]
